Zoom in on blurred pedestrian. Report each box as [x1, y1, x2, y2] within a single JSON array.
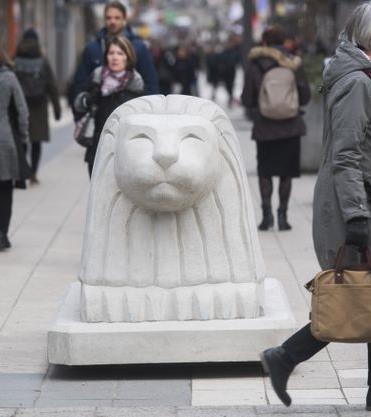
[[261, 3, 371, 410], [241, 25, 310, 231], [0, 47, 29, 250], [173, 45, 197, 96], [14, 28, 61, 184], [74, 36, 144, 176], [205, 43, 221, 101], [219, 36, 241, 107], [72, 1, 158, 102], [151, 40, 174, 95], [188, 40, 201, 96]]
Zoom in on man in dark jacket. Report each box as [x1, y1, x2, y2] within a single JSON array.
[[71, 1, 158, 101]]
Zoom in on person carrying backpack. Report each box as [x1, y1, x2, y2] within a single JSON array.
[[14, 28, 61, 184], [241, 25, 310, 231]]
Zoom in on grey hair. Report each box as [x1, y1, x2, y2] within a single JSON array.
[[343, 2, 371, 50]]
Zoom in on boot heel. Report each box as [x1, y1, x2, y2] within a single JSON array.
[[277, 208, 292, 231], [258, 206, 274, 231], [259, 352, 269, 375]]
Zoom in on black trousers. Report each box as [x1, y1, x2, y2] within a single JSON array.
[[0, 180, 13, 235], [30, 142, 42, 175], [282, 323, 371, 384]]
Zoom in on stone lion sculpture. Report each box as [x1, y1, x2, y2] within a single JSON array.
[[79, 95, 266, 322]]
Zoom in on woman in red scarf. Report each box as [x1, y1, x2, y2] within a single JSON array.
[[75, 36, 144, 176]]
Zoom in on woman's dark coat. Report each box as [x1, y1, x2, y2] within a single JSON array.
[[14, 39, 61, 142], [312, 40, 371, 269], [173, 56, 197, 95], [74, 67, 144, 167], [0, 66, 29, 181], [241, 46, 311, 141]]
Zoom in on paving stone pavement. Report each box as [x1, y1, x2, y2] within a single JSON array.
[[0, 73, 370, 415], [1, 405, 371, 416]]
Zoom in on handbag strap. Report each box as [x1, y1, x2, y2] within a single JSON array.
[[334, 245, 371, 284]]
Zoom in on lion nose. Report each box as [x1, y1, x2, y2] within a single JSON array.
[[153, 143, 179, 170]]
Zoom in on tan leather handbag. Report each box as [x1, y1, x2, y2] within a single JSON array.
[[305, 246, 371, 343]]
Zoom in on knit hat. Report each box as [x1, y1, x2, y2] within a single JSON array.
[[22, 28, 39, 41]]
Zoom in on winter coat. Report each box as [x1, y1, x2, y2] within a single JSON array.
[[173, 56, 197, 95], [205, 52, 221, 85], [241, 46, 311, 141], [312, 40, 371, 269], [74, 67, 144, 166], [218, 46, 240, 81], [72, 26, 158, 100], [0, 66, 29, 181], [14, 53, 61, 142]]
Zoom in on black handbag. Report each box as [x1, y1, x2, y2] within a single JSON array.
[[74, 111, 95, 148]]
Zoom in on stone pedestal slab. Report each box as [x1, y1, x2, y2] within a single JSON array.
[[48, 277, 296, 365]]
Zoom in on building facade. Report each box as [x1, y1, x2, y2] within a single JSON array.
[[0, 0, 94, 92]]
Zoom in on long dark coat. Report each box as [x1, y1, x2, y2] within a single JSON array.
[[0, 66, 29, 181], [14, 42, 61, 143], [241, 46, 311, 141], [74, 67, 144, 167], [312, 40, 371, 269]]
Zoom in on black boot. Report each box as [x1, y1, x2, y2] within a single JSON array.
[[258, 205, 274, 231], [277, 208, 292, 231], [366, 387, 371, 411], [4, 235, 11, 248], [0, 231, 8, 251], [260, 346, 295, 407]]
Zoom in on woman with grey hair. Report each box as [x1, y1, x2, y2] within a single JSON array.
[[260, 2, 371, 410]]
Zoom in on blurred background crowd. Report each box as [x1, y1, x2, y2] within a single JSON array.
[[0, 0, 362, 101]]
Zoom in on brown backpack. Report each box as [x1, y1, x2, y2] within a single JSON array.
[[258, 66, 299, 120]]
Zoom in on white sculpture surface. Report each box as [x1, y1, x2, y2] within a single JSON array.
[[79, 95, 266, 322]]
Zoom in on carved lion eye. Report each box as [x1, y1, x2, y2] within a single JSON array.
[[183, 133, 204, 142], [129, 133, 152, 141]]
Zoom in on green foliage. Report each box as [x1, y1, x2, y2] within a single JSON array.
[[302, 53, 326, 98]]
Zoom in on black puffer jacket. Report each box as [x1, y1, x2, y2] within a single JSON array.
[[241, 46, 311, 141]]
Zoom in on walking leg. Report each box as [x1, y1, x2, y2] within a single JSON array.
[[0, 180, 13, 249], [31, 142, 42, 183], [261, 323, 328, 406], [258, 176, 274, 231], [278, 176, 292, 230]]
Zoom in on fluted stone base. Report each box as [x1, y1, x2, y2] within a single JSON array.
[[48, 278, 295, 365], [81, 282, 260, 322]]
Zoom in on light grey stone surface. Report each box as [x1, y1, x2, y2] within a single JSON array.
[[97, 407, 177, 417], [16, 408, 95, 417], [115, 379, 191, 402], [177, 406, 257, 417], [0, 411, 15, 417], [0, 374, 44, 391], [33, 399, 112, 408], [80, 95, 266, 322], [254, 405, 337, 414], [0, 399, 35, 408], [336, 405, 371, 416], [48, 278, 295, 365], [0, 407, 370, 417]]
